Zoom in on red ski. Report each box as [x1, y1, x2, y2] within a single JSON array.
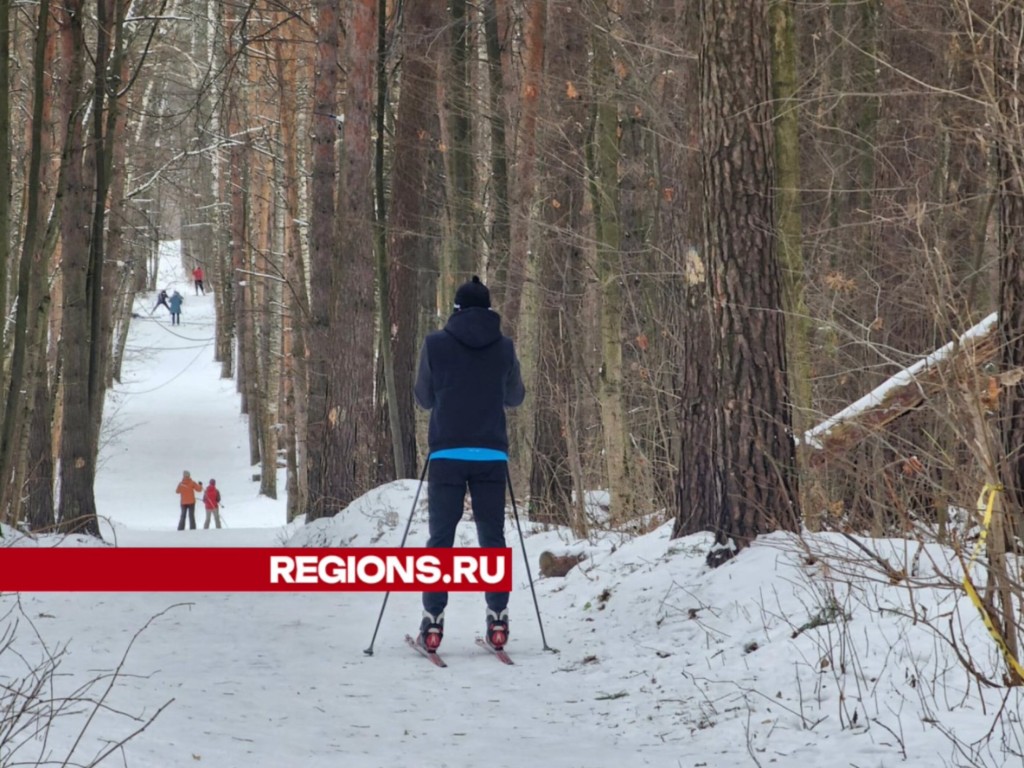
[[405, 634, 447, 667], [475, 637, 514, 665]]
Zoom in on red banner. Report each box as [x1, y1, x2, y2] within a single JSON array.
[[0, 547, 513, 592]]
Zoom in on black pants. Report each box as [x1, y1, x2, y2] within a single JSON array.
[[178, 504, 196, 530], [195, 280, 204, 295], [422, 459, 508, 616]]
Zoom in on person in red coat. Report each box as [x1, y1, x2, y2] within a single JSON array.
[[203, 479, 222, 529], [175, 470, 203, 530], [192, 265, 205, 295]]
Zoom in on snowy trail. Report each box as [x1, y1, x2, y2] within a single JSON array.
[[19, 591, 667, 768], [10, 243, 681, 767], [96, 245, 283, 536]]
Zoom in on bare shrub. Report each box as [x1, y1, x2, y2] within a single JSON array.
[[0, 595, 176, 766]]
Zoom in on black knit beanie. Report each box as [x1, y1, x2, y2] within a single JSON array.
[[454, 275, 491, 310]]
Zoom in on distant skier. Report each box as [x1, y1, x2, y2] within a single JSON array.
[[168, 290, 184, 326], [202, 479, 222, 529], [152, 288, 171, 315], [175, 470, 203, 530], [412, 275, 525, 653], [192, 265, 205, 295]]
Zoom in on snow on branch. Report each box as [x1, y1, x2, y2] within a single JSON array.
[[804, 312, 999, 455]]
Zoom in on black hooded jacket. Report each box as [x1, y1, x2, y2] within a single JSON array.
[[414, 307, 525, 453]]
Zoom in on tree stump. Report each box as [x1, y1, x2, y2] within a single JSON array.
[[538, 550, 585, 577]]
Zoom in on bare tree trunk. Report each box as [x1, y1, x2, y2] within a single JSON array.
[[672, 0, 719, 540], [770, 0, 814, 525], [238, 143, 260, 467], [0, 0, 50, 524], [256, 149, 279, 499], [274, 16, 310, 520], [373, 0, 404, 480], [332, 0, 379, 500], [0, 0, 10, 404], [385, 0, 443, 478], [216, 4, 238, 379], [306, 0, 343, 519], [23, 371, 55, 530], [84, 0, 123, 460], [444, 0, 477, 302], [996, 1, 1024, 558], [503, 0, 544, 339], [188, 0, 229, 370], [529, 0, 587, 532], [690, 0, 800, 556], [590, 1, 634, 524], [108, 267, 135, 384], [112, 76, 160, 384], [95, 46, 129, 433], [482, 0, 510, 292], [57, 0, 100, 534]]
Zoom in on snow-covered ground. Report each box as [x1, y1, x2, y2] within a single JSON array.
[[2, 242, 1022, 767]]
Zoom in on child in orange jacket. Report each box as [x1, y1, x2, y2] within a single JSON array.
[[176, 470, 203, 530]]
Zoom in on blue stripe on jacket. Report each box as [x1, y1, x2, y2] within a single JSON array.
[[430, 448, 508, 462]]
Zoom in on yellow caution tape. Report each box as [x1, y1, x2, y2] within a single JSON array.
[[961, 483, 1024, 683]]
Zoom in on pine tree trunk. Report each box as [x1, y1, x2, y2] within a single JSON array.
[[529, 0, 587, 532], [256, 151, 279, 499], [445, 0, 476, 299], [503, 0, 544, 339], [23, 372, 55, 531], [692, 0, 799, 554], [216, 4, 239, 379], [305, 0, 342, 520], [57, 0, 100, 534], [109, 58, 154, 386], [239, 142, 261, 469], [188, 0, 226, 369], [0, 0, 50, 523], [95, 49, 128, 421], [274, 16, 310, 520], [385, 0, 443, 477], [84, 0, 121, 460], [373, 0, 405, 480], [482, 0, 510, 298], [0, 0, 10, 412], [333, 0, 378, 500], [649, 0, 697, 520]]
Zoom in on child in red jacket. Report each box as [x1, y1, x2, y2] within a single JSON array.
[[203, 479, 222, 529]]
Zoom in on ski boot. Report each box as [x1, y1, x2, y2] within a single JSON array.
[[418, 610, 444, 652], [485, 608, 509, 650]]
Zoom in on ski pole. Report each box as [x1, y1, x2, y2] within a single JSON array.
[[363, 458, 429, 656], [506, 465, 557, 653]]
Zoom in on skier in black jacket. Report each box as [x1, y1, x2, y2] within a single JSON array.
[[413, 275, 525, 652], [151, 288, 171, 315]]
